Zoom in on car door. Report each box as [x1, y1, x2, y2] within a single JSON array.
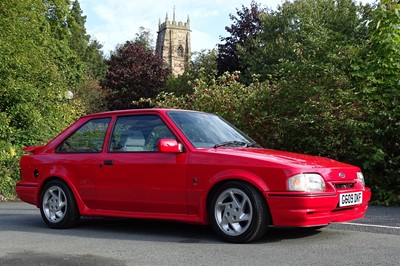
[[95, 114, 188, 215], [54, 117, 111, 209]]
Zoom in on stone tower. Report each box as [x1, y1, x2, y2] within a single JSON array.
[[156, 10, 191, 76]]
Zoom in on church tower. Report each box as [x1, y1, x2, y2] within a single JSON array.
[[156, 10, 191, 76]]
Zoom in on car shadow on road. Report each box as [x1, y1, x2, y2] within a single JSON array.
[[1, 205, 324, 244], [15, 215, 324, 244]]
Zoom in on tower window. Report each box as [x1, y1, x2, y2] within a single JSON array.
[[177, 45, 184, 57]]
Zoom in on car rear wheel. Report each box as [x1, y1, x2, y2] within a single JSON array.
[[208, 181, 270, 243], [40, 180, 80, 228]]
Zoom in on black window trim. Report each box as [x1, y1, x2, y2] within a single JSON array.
[[55, 117, 112, 154]]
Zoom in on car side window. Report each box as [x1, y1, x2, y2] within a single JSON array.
[[56, 118, 111, 153], [109, 115, 175, 152]]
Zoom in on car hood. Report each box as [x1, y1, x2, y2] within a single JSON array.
[[209, 147, 356, 169], [202, 147, 360, 182]]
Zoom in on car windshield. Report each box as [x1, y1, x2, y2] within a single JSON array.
[[168, 111, 261, 148]]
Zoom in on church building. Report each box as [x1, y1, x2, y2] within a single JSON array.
[[155, 10, 191, 76]]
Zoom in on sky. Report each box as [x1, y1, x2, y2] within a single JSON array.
[[79, 0, 285, 55], [79, 0, 375, 56]]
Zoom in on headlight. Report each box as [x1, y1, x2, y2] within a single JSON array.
[[288, 173, 326, 192], [357, 172, 365, 185]]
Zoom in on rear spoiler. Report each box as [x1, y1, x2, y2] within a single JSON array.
[[23, 145, 45, 154]]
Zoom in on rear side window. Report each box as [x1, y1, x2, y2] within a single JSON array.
[[56, 118, 111, 153]]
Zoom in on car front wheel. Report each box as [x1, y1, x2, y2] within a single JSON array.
[[208, 181, 270, 243], [40, 180, 80, 228]]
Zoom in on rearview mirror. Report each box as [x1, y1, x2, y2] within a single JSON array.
[[158, 139, 183, 153]]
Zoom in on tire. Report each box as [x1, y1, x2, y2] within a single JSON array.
[[208, 181, 270, 243], [40, 180, 80, 229]]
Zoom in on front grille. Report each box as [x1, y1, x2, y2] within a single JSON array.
[[334, 183, 355, 189]]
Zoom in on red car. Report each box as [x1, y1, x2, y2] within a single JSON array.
[[17, 109, 371, 243]]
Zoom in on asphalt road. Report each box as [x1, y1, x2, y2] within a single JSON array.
[[0, 202, 399, 266]]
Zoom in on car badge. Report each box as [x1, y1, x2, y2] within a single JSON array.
[[339, 172, 346, 178]]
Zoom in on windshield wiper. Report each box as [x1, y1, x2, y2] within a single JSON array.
[[247, 142, 262, 148], [213, 141, 254, 148]]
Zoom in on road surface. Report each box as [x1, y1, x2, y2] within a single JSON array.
[[0, 202, 399, 265]]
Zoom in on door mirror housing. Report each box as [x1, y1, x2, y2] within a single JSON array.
[[158, 139, 183, 153]]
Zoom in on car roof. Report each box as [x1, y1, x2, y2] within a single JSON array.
[[80, 108, 204, 119]]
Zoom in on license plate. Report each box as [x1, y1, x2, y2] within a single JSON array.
[[339, 192, 363, 207]]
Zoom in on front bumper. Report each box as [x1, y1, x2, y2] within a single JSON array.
[[264, 188, 371, 227]]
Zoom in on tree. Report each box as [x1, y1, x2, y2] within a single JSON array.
[[66, 0, 108, 113], [0, 0, 84, 197], [66, 0, 106, 80], [0, 0, 108, 199], [164, 49, 218, 96], [40, 0, 85, 89], [67, 0, 90, 59], [135, 26, 154, 51], [237, 0, 368, 81], [103, 41, 169, 110], [83, 39, 107, 80], [191, 49, 218, 77], [74, 76, 110, 114], [217, 1, 264, 80], [351, 0, 400, 205]]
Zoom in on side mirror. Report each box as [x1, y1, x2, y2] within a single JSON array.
[[158, 139, 183, 153]]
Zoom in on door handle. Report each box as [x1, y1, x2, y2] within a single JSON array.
[[103, 160, 114, 165]]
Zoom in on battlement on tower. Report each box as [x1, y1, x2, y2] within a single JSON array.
[[158, 12, 190, 32]]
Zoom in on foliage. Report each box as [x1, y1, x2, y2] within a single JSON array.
[[191, 49, 218, 78], [237, 0, 368, 81], [103, 41, 170, 110], [237, 0, 368, 155], [163, 72, 194, 97], [351, 0, 400, 205], [69, 1, 107, 81], [83, 39, 107, 80], [135, 26, 154, 51], [135, 72, 267, 134], [217, 1, 264, 81], [0, 0, 87, 198], [68, 0, 90, 60], [0, 128, 20, 199], [63, 0, 107, 114], [42, 0, 85, 90], [212, 0, 372, 159], [164, 49, 218, 96], [65, 0, 108, 113], [74, 76, 110, 114]]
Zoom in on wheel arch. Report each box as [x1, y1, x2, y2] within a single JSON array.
[[205, 179, 272, 242], [36, 176, 86, 215], [202, 171, 272, 225]]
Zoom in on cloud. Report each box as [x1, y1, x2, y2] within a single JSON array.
[[191, 29, 219, 52]]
